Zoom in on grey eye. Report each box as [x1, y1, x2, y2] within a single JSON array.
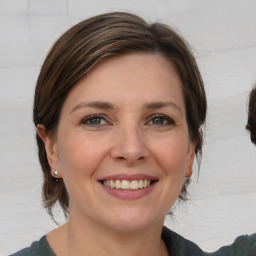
[[89, 117, 102, 125], [81, 115, 108, 126], [149, 115, 174, 126], [152, 117, 165, 125]]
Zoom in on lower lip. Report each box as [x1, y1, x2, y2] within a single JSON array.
[[100, 182, 157, 200]]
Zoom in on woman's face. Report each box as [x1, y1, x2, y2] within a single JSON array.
[[46, 53, 195, 232]]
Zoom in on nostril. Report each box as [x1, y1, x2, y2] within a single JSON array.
[[117, 156, 126, 160]]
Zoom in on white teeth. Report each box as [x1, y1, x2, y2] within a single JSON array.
[[115, 179, 122, 189], [130, 180, 138, 190], [110, 180, 115, 188], [103, 179, 152, 190], [138, 180, 144, 188], [121, 180, 130, 190]]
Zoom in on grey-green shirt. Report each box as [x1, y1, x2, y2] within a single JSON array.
[[10, 226, 256, 256]]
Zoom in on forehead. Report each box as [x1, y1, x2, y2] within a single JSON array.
[[62, 53, 185, 112]]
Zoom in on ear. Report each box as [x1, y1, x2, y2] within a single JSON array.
[[185, 142, 196, 178], [37, 124, 62, 178]]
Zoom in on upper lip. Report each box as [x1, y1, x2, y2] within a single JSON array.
[[98, 173, 158, 181]]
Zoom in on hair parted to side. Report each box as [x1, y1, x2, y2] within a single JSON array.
[[246, 85, 256, 144], [33, 12, 207, 219]]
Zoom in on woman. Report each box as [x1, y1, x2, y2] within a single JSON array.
[[11, 12, 255, 256]]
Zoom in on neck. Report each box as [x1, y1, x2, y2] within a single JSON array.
[[47, 212, 168, 256]]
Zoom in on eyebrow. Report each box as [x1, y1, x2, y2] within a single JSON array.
[[70, 101, 114, 114], [70, 100, 183, 116], [144, 101, 183, 116]]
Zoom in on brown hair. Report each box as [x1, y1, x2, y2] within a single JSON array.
[[33, 12, 207, 219], [246, 85, 256, 144]]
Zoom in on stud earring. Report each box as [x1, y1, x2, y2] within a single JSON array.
[[52, 170, 59, 182]]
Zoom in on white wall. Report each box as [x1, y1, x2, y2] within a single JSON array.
[[0, 0, 256, 255]]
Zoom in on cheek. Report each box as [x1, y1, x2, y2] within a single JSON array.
[[57, 133, 106, 177], [56, 134, 107, 204], [164, 138, 188, 156], [153, 136, 190, 176]]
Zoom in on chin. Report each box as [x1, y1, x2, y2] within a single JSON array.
[[103, 208, 163, 233]]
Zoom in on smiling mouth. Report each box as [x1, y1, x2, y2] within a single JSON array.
[[100, 179, 157, 190]]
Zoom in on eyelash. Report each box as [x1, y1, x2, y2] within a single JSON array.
[[80, 115, 110, 127], [146, 114, 175, 127], [80, 114, 175, 128]]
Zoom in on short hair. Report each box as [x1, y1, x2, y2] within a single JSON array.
[[246, 85, 256, 144], [33, 12, 207, 219]]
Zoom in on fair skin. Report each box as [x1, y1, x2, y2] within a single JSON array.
[[38, 53, 195, 256]]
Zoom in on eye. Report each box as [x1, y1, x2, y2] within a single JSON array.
[[147, 114, 175, 126], [81, 115, 109, 127]]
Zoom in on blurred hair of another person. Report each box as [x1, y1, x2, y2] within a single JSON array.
[[246, 85, 256, 145]]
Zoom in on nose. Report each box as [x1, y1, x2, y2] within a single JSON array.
[[110, 124, 149, 164]]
